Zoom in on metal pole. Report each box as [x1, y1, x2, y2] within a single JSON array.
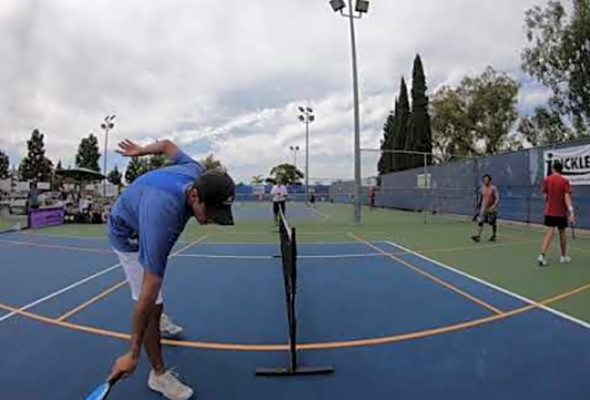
[[348, 0, 362, 224], [103, 125, 109, 198], [305, 119, 309, 205]]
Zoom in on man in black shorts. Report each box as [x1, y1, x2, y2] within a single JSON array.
[[537, 161, 575, 266], [270, 181, 287, 224], [471, 174, 500, 243]]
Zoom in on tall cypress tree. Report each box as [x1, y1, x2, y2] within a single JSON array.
[[394, 77, 411, 171], [378, 105, 397, 176], [407, 54, 432, 169]]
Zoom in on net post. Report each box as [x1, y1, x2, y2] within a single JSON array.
[[255, 211, 334, 377]]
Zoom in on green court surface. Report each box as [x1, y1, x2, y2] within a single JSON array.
[[25, 202, 590, 323]]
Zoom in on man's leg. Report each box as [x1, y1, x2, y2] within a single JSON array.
[[144, 303, 165, 375], [558, 228, 570, 264], [541, 227, 554, 255], [471, 218, 484, 243]]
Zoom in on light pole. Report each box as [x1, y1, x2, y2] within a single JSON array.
[[100, 115, 116, 198], [329, 0, 369, 223], [298, 107, 315, 204], [289, 145, 301, 168]]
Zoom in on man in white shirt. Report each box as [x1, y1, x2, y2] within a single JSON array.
[[270, 181, 288, 223]]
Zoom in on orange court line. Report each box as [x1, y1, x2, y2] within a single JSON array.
[[0, 279, 589, 351], [348, 233, 504, 315], [57, 281, 128, 322], [49, 235, 208, 322]]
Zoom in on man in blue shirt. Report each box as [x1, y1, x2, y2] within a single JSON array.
[[107, 139, 234, 400]]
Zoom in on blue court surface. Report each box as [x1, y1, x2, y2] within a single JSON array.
[[1, 232, 590, 399]]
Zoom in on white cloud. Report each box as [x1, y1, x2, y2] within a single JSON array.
[[0, 0, 546, 181]]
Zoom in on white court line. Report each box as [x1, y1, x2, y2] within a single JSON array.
[[175, 252, 383, 260], [308, 207, 330, 219], [384, 241, 590, 330], [0, 236, 207, 324]]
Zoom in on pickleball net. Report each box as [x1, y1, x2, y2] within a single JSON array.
[[255, 209, 334, 376]]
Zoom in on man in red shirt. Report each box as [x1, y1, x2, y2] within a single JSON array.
[[369, 186, 376, 210], [538, 160, 576, 267]]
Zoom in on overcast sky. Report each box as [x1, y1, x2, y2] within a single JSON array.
[[0, 0, 551, 183]]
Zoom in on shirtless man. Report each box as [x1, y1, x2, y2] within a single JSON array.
[[471, 174, 500, 243]]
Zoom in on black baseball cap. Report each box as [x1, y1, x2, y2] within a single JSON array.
[[193, 170, 235, 225]]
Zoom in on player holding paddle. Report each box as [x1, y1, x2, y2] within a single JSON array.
[[104, 139, 235, 400], [471, 174, 500, 243], [537, 160, 575, 267]]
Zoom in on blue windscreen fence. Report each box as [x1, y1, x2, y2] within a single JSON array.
[[331, 139, 590, 229]]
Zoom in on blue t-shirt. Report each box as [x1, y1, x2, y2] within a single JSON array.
[[108, 151, 204, 276]]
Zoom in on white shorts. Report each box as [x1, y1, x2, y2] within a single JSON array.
[[114, 250, 164, 305]]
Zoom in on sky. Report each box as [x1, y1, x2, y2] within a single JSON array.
[[0, 0, 552, 183]]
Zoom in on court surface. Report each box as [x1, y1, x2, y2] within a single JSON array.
[[1, 202, 590, 399]]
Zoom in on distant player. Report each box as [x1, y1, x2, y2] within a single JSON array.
[[471, 174, 500, 243], [537, 160, 575, 267], [369, 186, 376, 210], [271, 180, 288, 224], [309, 187, 316, 208]]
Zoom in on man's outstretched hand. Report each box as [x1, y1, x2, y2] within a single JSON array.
[[116, 139, 144, 157]]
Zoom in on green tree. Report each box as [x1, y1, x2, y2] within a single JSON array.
[[75, 133, 101, 172], [148, 154, 168, 171], [431, 67, 519, 160], [19, 129, 53, 181], [107, 165, 123, 186], [522, 0, 590, 132], [124, 157, 149, 184], [0, 149, 9, 179], [518, 106, 574, 146], [268, 163, 303, 185], [378, 108, 397, 175], [201, 154, 224, 171], [407, 54, 432, 169], [393, 77, 411, 171], [251, 175, 265, 185]]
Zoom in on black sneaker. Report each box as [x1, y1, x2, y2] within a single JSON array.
[[471, 236, 480, 243], [489, 236, 497, 242]]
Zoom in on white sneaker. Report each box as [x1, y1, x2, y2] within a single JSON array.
[[537, 255, 548, 267], [560, 256, 572, 264], [148, 369, 194, 400], [160, 314, 183, 336]]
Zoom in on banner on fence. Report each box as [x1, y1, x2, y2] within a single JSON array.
[[544, 144, 590, 185]]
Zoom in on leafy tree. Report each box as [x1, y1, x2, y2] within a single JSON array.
[[148, 154, 168, 170], [0, 149, 9, 179], [522, 0, 590, 132], [75, 133, 101, 172], [251, 175, 265, 185], [518, 106, 574, 146], [124, 157, 149, 184], [107, 166, 123, 186], [431, 67, 519, 160], [268, 163, 303, 185], [19, 129, 53, 181], [407, 54, 432, 169], [200, 154, 224, 171]]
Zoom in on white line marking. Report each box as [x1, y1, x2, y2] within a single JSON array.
[[175, 252, 384, 260], [308, 207, 330, 219], [384, 241, 590, 330], [0, 236, 207, 324], [0, 263, 122, 323]]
